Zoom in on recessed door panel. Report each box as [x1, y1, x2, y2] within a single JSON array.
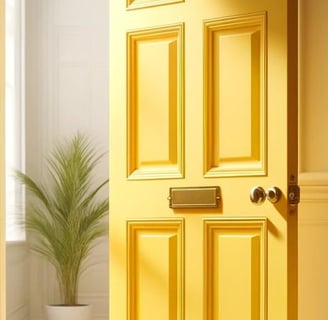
[[127, 24, 184, 180], [204, 218, 267, 320], [127, 0, 184, 11], [127, 220, 184, 320], [204, 13, 266, 177]]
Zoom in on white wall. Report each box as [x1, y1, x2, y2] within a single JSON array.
[[298, 0, 328, 319], [6, 242, 29, 320], [25, 0, 109, 319]]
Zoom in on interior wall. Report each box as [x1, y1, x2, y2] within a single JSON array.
[[298, 0, 328, 319], [0, 1, 6, 319], [6, 243, 29, 320], [25, 0, 109, 319]]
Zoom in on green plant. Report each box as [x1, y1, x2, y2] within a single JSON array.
[[15, 133, 109, 305]]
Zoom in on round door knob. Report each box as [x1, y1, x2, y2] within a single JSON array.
[[250, 186, 266, 205], [266, 187, 282, 204]]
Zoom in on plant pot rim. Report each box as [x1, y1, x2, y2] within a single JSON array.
[[46, 304, 92, 320]]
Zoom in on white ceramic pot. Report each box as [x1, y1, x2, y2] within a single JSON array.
[[46, 304, 92, 320]]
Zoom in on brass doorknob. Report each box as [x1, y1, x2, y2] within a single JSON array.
[[266, 187, 281, 204], [250, 186, 282, 205], [250, 186, 266, 205]]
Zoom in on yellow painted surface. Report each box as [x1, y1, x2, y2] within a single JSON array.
[[127, 24, 184, 180], [109, 0, 298, 319], [204, 14, 265, 177], [204, 219, 266, 320], [0, 0, 5, 319], [127, 220, 183, 319]]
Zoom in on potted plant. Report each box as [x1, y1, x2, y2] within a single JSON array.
[[15, 133, 109, 320]]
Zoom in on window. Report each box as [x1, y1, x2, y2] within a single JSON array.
[[5, 0, 25, 241]]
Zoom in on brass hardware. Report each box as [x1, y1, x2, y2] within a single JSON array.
[[250, 186, 266, 205], [250, 186, 283, 205], [266, 187, 282, 204], [168, 186, 221, 208], [288, 184, 300, 206]]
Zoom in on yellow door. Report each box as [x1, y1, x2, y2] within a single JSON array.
[[109, 0, 298, 318]]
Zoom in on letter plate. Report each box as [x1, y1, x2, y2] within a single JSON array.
[[168, 186, 221, 208]]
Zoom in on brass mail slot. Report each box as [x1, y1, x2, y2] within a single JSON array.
[[168, 186, 221, 208]]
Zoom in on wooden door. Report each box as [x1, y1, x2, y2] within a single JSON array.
[[109, 0, 298, 319]]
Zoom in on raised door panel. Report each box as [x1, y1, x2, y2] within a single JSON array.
[[204, 13, 266, 177], [127, 220, 184, 320], [204, 219, 267, 320], [127, 24, 184, 180]]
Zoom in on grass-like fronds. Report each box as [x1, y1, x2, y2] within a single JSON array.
[[15, 133, 109, 305]]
